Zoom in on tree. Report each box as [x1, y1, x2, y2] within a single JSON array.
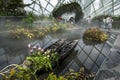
[[0, 0, 32, 16]]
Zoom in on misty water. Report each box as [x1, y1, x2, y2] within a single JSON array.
[[0, 20, 112, 79], [28, 27, 111, 76]]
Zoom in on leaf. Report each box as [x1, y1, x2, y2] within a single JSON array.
[[80, 67, 84, 73], [10, 68, 16, 77]]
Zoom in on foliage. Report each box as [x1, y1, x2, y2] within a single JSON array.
[[22, 12, 37, 28], [23, 12, 36, 24], [52, 2, 84, 23], [64, 68, 95, 80], [8, 22, 68, 39], [26, 50, 59, 74], [46, 67, 95, 80], [0, 0, 31, 16], [0, 65, 95, 80], [45, 73, 67, 80], [0, 49, 59, 80], [9, 28, 35, 39], [83, 28, 108, 44], [0, 64, 37, 80]]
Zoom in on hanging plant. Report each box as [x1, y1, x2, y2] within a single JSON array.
[[52, 2, 84, 23]]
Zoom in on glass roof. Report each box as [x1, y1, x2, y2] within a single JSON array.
[[23, 0, 59, 15], [23, 0, 81, 15], [23, 0, 120, 18]]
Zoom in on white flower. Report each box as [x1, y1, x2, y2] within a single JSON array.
[[47, 50, 50, 53], [55, 52, 57, 54], [47, 55, 50, 58], [41, 49, 44, 52], [28, 44, 31, 48], [33, 46, 36, 48], [30, 49, 33, 52], [38, 47, 41, 50], [44, 52, 47, 54]]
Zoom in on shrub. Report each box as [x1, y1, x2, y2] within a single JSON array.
[[46, 67, 95, 80], [8, 22, 68, 40], [26, 50, 59, 74], [83, 28, 108, 44], [9, 28, 34, 39]]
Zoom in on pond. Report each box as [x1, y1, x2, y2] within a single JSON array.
[[0, 27, 113, 80], [28, 28, 112, 77]]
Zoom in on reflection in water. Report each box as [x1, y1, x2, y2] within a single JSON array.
[[30, 28, 111, 76], [50, 29, 83, 41]]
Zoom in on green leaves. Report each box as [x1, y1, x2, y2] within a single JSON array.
[[9, 22, 67, 40], [46, 67, 95, 80], [45, 73, 67, 80], [0, 0, 27, 16], [0, 64, 36, 80], [26, 50, 59, 74], [64, 67, 95, 80]]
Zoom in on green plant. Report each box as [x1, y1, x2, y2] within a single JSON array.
[[0, 0, 30, 16], [26, 50, 59, 74], [45, 67, 95, 80], [9, 28, 34, 39], [45, 73, 67, 80], [0, 64, 37, 80], [22, 12, 36, 28], [83, 28, 108, 44], [31, 29, 46, 39], [8, 21, 68, 40], [64, 68, 95, 80]]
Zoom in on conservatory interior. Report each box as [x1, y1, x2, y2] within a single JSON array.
[[0, 0, 120, 80]]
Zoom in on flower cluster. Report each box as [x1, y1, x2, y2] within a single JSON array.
[[9, 28, 34, 39], [27, 44, 44, 54], [26, 44, 59, 73], [9, 22, 68, 40]]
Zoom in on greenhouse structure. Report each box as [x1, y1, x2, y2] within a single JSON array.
[[0, 0, 120, 80]]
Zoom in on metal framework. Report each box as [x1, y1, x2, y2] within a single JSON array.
[[2, 0, 120, 17]]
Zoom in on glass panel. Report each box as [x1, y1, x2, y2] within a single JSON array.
[[91, 64, 99, 72], [69, 61, 80, 71], [84, 58, 94, 70], [78, 40, 85, 48], [78, 51, 87, 63], [95, 44, 104, 51], [102, 0, 112, 5], [83, 0, 92, 7], [102, 44, 111, 56], [41, 0, 47, 8], [96, 54, 105, 66], [90, 48, 99, 61], [46, 5, 54, 12], [84, 46, 93, 54]]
